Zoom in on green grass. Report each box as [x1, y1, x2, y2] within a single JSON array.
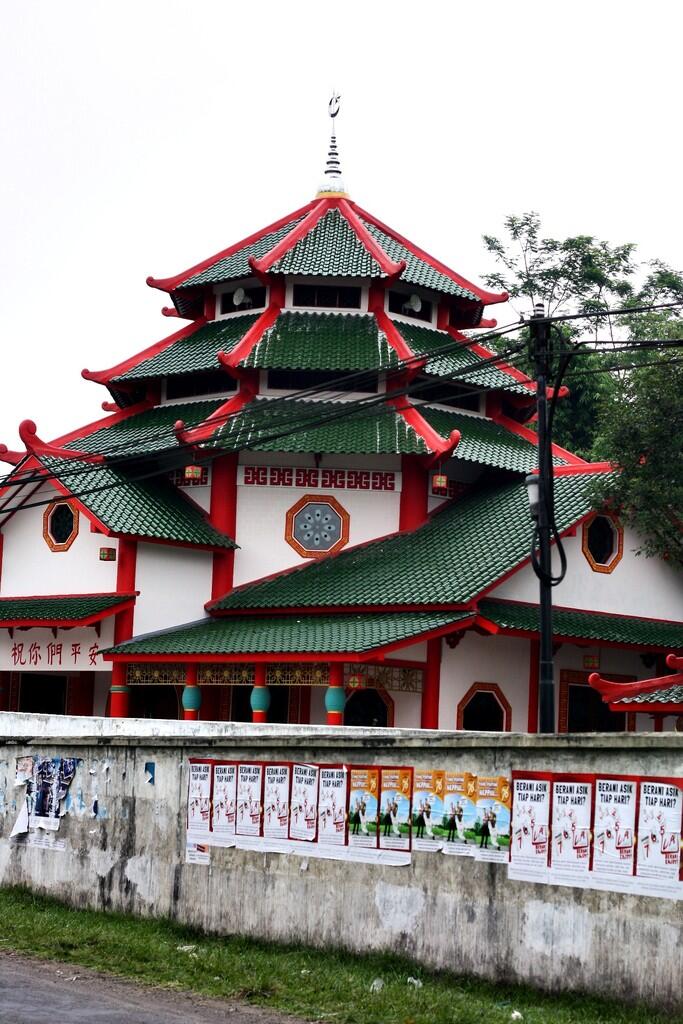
[[0, 886, 671, 1024]]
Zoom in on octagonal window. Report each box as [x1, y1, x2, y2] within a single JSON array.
[[43, 500, 79, 552], [285, 494, 350, 559], [582, 512, 623, 574]]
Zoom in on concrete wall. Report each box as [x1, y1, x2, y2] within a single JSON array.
[[0, 712, 681, 1008]]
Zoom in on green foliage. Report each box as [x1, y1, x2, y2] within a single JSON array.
[[483, 216, 683, 560], [0, 887, 667, 1024]]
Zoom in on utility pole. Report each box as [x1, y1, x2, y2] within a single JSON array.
[[530, 302, 555, 733]]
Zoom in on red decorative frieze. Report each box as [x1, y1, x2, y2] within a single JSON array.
[[239, 465, 401, 492]]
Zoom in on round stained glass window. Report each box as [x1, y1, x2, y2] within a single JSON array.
[[285, 494, 350, 558]]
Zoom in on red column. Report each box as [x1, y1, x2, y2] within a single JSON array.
[[182, 664, 201, 720], [527, 639, 540, 733], [251, 663, 270, 723], [399, 455, 428, 531], [210, 453, 238, 599], [325, 662, 345, 725], [421, 638, 442, 729], [110, 538, 137, 718]]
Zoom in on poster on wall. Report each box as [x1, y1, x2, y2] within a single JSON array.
[[187, 760, 212, 839], [348, 767, 379, 849], [236, 763, 264, 837], [264, 764, 291, 840], [211, 762, 237, 847], [549, 776, 593, 886], [591, 776, 637, 891], [635, 778, 683, 899], [509, 774, 551, 884], [317, 766, 348, 848], [11, 755, 79, 842], [441, 772, 477, 857], [412, 770, 445, 852], [475, 776, 512, 864], [378, 768, 412, 852], [289, 764, 319, 842], [185, 840, 210, 865]]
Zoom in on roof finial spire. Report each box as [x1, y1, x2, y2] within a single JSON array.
[[317, 92, 348, 197]]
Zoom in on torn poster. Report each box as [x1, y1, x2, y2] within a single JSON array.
[[289, 764, 319, 841], [211, 762, 237, 846]]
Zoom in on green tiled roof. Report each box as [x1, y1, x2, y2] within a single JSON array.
[[42, 456, 234, 549], [207, 397, 429, 455], [361, 219, 481, 301], [271, 209, 385, 277], [241, 311, 398, 371], [114, 316, 260, 383], [419, 407, 564, 473], [69, 400, 223, 459], [613, 683, 683, 706], [105, 611, 470, 657], [478, 600, 683, 650], [212, 471, 610, 611], [178, 216, 306, 289], [0, 594, 133, 625], [395, 322, 532, 394]]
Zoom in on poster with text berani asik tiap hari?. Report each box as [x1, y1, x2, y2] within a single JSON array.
[[549, 776, 592, 887], [289, 764, 319, 841], [236, 763, 263, 836], [379, 768, 412, 851], [263, 764, 291, 839], [348, 768, 379, 848], [317, 766, 347, 847], [441, 772, 478, 857], [187, 760, 212, 839], [592, 776, 637, 891], [635, 779, 683, 899], [509, 775, 551, 883], [211, 762, 237, 846]]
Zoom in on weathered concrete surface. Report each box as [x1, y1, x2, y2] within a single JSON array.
[[0, 712, 682, 1008], [0, 951, 301, 1023]]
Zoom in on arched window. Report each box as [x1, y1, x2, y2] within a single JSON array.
[[344, 687, 394, 728], [582, 512, 623, 573], [456, 683, 512, 732]]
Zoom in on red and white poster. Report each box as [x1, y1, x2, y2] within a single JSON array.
[[236, 763, 263, 837], [549, 776, 592, 887], [592, 777, 637, 891], [289, 764, 319, 842], [211, 762, 237, 847], [263, 764, 291, 839], [635, 778, 683, 899], [378, 768, 412, 852], [509, 774, 551, 884], [187, 760, 212, 839], [317, 766, 348, 848]]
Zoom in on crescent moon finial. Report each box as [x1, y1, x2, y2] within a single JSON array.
[[329, 93, 341, 119]]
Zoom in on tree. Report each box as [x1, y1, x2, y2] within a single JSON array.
[[482, 214, 683, 565], [482, 214, 637, 458]]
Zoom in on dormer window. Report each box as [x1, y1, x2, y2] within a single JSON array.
[[218, 283, 267, 316], [388, 290, 433, 323], [292, 284, 361, 309]]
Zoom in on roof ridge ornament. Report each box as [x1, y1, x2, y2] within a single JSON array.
[[317, 92, 348, 198]]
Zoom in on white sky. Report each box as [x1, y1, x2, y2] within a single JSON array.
[[0, 0, 680, 449]]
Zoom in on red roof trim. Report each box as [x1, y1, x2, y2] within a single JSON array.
[[176, 386, 257, 446], [338, 200, 405, 276], [371, 305, 419, 363], [492, 413, 587, 466], [221, 304, 281, 369], [82, 319, 206, 385], [18, 420, 105, 466], [589, 667, 683, 702], [251, 201, 328, 273], [386, 396, 460, 459], [447, 327, 536, 391], [350, 201, 508, 306], [146, 201, 318, 292], [50, 400, 154, 450], [479, 597, 683, 630]]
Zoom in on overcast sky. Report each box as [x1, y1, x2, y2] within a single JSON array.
[[0, 0, 680, 449]]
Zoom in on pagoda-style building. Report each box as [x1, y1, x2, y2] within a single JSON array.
[[1, 103, 681, 731]]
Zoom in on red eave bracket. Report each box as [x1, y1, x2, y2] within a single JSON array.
[[18, 420, 105, 465]]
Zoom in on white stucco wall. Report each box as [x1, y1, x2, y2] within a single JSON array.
[[133, 543, 213, 635], [439, 632, 531, 732], [0, 484, 118, 597], [493, 527, 683, 620], [233, 481, 401, 587], [0, 619, 114, 673]]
